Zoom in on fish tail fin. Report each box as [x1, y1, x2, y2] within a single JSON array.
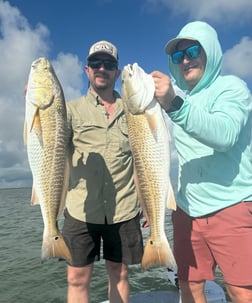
[[141, 235, 176, 271], [41, 231, 72, 263]]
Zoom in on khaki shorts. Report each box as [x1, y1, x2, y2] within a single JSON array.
[[62, 209, 143, 267], [172, 202, 252, 286]]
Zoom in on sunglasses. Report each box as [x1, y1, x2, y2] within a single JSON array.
[[171, 45, 202, 64], [88, 59, 118, 71]]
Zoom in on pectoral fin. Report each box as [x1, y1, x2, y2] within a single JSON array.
[[145, 113, 158, 134], [30, 108, 42, 138]]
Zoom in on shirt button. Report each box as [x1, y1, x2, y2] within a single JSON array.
[[104, 200, 107, 203]]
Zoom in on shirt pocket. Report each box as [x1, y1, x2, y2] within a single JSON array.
[[117, 115, 131, 154], [72, 118, 106, 148]]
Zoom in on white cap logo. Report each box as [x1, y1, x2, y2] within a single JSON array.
[[94, 43, 113, 55]]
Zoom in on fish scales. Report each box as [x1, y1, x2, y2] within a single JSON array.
[[121, 63, 176, 270], [24, 57, 72, 263]]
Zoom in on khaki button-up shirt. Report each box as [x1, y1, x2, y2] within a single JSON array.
[[65, 90, 140, 224]]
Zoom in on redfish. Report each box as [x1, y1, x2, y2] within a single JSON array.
[[24, 57, 71, 263], [121, 63, 176, 270]]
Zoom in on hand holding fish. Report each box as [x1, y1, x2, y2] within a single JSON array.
[[151, 70, 176, 112]]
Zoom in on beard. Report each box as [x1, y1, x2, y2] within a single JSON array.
[[92, 74, 113, 91]]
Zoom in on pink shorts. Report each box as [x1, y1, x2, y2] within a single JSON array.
[[172, 202, 252, 286]]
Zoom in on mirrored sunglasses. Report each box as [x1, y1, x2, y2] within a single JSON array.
[[171, 45, 202, 64], [88, 59, 118, 71]]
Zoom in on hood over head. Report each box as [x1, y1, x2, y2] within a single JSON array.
[[165, 21, 223, 93]]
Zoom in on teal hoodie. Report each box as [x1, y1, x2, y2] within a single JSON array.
[[167, 21, 252, 216]]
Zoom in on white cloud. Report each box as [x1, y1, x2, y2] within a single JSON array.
[[52, 53, 84, 102], [0, 2, 49, 97], [0, 0, 251, 188], [222, 37, 252, 80], [145, 0, 252, 23], [0, 1, 83, 188]]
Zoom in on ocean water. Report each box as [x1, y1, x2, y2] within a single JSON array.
[[0, 188, 226, 303]]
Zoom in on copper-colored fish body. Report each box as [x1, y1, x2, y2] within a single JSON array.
[[24, 57, 71, 263], [122, 63, 176, 270]]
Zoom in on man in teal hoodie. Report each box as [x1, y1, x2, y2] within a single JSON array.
[[152, 21, 252, 303]]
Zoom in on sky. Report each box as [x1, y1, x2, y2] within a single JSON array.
[[0, 0, 252, 189]]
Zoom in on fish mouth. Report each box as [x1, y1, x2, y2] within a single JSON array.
[[31, 57, 50, 69], [122, 64, 134, 79], [127, 64, 134, 74]]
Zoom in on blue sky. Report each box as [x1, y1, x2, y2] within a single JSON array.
[[0, 0, 251, 188]]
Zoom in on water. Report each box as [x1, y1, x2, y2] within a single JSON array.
[[0, 188, 226, 303]]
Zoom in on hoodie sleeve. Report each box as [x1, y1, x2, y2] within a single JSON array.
[[168, 76, 252, 152]]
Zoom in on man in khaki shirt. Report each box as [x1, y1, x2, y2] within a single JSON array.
[[62, 40, 143, 303]]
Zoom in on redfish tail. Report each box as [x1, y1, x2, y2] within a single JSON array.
[[141, 235, 176, 271], [41, 231, 72, 264]]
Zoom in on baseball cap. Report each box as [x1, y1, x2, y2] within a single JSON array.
[[165, 37, 198, 55], [87, 40, 119, 62]]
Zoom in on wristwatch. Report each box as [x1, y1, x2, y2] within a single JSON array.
[[165, 96, 184, 113]]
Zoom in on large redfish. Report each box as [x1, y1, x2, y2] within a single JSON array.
[[121, 63, 176, 270], [24, 57, 71, 263]]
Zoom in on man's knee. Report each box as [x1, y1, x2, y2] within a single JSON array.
[[179, 280, 206, 299], [67, 265, 93, 288], [226, 284, 252, 303], [106, 261, 128, 281]]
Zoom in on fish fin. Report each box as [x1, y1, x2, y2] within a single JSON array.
[[56, 156, 70, 220], [133, 165, 150, 224], [145, 113, 158, 134], [166, 180, 177, 210], [141, 234, 176, 271], [30, 108, 43, 141], [41, 231, 72, 263], [30, 186, 40, 205], [23, 121, 27, 145]]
